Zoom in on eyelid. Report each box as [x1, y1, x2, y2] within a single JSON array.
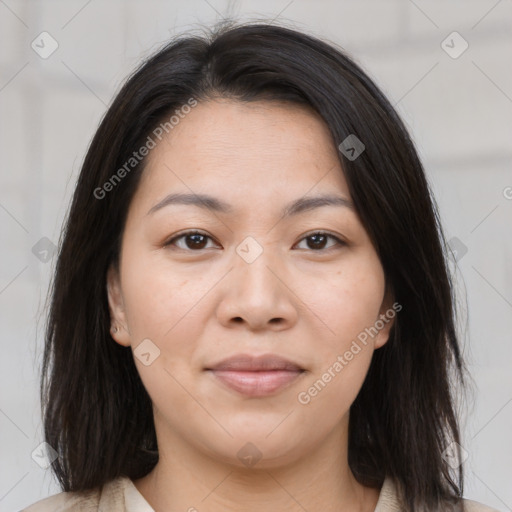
[[163, 229, 218, 249], [163, 229, 347, 251], [294, 230, 347, 251]]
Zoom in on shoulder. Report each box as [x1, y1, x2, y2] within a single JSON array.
[[461, 497, 502, 512], [20, 476, 129, 512], [20, 488, 100, 512], [376, 476, 501, 512]]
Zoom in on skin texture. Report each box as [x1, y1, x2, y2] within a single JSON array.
[[107, 99, 395, 512]]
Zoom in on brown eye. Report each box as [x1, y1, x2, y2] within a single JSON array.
[[295, 232, 345, 251], [164, 230, 345, 252], [164, 231, 217, 251]]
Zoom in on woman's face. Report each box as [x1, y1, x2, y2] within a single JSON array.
[[108, 98, 395, 468]]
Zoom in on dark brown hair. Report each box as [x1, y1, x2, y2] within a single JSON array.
[[41, 21, 468, 511]]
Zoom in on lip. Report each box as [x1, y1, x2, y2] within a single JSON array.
[[206, 353, 304, 372], [205, 354, 306, 397]]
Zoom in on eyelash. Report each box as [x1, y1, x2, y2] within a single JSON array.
[[163, 230, 346, 252]]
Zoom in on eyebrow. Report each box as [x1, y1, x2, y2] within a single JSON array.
[[147, 192, 354, 218]]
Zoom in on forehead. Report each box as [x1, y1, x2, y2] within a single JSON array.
[[135, 99, 350, 212]]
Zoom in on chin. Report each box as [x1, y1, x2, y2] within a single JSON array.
[[200, 429, 308, 469]]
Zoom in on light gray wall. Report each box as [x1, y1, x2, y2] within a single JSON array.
[[1, 1, 511, 511]]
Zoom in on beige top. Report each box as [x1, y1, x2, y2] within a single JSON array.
[[21, 475, 500, 512]]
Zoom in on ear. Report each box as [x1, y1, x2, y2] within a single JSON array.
[[106, 263, 131, 347], [374, 282, 398, 349]]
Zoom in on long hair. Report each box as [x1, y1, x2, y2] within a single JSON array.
[[41, 21, 468, 511]]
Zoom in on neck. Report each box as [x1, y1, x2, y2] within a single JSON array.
[[133, 415, 380, 512]]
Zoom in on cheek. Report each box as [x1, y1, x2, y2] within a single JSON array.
[[120, 246, 209, 342], [303, 258, 385, 345], [296, 276, 381, 416], [294, 256, 385, 408], [295, 346, 373, 432], [119, 251, 210, 427]]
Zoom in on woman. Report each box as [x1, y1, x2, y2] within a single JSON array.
[[23, 22, 499, 512]]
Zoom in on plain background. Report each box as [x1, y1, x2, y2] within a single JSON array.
[[0, 1, 511, 511]]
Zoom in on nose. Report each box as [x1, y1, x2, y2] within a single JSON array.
[[215, 243, 299, 332]]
